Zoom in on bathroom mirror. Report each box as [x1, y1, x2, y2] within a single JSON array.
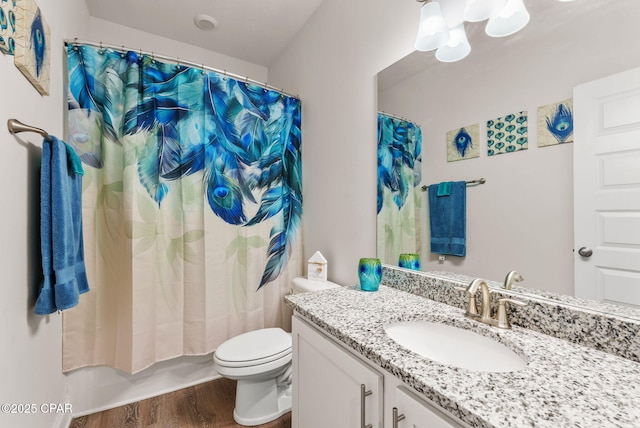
[[376, 0, 640, 319]]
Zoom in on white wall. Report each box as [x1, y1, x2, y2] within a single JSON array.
[[378, 1, 640, 295], [88, 18, 268, 83], [0, 1, 90, 427], [268, 0, 418, 285]]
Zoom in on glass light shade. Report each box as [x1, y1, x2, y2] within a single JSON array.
[[485, 0, 530, 37], [440, 0, 466, 28], [435, 23, 471, 62], [414, 2, 450, 52], [463, 0, 508, 22]]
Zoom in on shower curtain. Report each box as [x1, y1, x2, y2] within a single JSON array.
[[376, 113, 422, 265], [63, 44, 303, 374]]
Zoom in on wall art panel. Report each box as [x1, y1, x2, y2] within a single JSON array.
[[487, 111, 528, 156], [13, 0, 49, 95], [0, 0, 16, 55], [538, 99, 573, 147], [447, 124, 479, 162]]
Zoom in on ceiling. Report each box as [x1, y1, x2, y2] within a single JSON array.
[[84, 0, 325, 67]]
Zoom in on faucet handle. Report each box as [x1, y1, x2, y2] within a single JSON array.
[[453, 286, 467, 293], [496, 298, 526, 329]]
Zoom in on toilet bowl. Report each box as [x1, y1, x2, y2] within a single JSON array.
[[213, 277, 340, 426]]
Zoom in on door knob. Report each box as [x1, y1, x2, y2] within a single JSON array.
[[578, 247, 593, 257]]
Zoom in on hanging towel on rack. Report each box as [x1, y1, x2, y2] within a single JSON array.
[[428, 181, 466, 257], [35, 136, 89, 315]]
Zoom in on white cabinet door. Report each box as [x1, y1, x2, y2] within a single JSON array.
[[391, 386, 468, 428], [292, 316, 383, 428]]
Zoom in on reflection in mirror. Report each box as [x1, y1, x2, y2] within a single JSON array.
[[376, 112, 422, 265], [376, 0, 640, 318]]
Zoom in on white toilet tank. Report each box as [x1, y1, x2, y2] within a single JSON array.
[[292, 277, 340, 294]]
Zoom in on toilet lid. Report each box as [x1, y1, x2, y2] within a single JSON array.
[[215, 328, 292, 365]]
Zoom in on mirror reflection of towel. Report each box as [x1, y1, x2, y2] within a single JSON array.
[[428, 181, 466, 257], [436, 181, 451, 196]]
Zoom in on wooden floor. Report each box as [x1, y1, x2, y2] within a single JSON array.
[[69, 378, 291, 428]]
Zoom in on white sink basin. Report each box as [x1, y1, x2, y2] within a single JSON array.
[[384, 321, 526, 372]]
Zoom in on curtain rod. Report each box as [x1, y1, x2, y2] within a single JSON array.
[[377, 111, 418, 125], [421, 178, 486, 192], [64, 38, 299, 100], [7, 119, 52, 141]]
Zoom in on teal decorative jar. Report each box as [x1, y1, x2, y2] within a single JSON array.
[[358, 258, 382, 292], [398, 253, 421, 271]]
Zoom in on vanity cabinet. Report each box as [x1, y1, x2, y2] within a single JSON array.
[[292, 315, 470, 428], [292, 316, 383, 428]]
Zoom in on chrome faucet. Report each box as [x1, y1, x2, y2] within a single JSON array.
[[456, 278, 526, 329], [503, 270, 523, 290]]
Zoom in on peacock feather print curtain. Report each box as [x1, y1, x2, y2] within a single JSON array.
[[63, 44, 302, 373], [376, 113, 422, 266]]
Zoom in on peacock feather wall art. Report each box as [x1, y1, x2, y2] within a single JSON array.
[[487, 111, 528, 156], [447, 123, 479, 162], [538, 99, 573, 147], [0, 0, 16, 55], [13, 0, 49, 95]]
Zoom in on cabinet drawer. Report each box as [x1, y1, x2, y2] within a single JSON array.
[[393, 386, 469, 428]]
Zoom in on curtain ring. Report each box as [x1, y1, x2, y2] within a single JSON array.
[[263, 81, 268, 93], [201, 63, 206, 74], [223, 70, 227, 81], [73, 37, 79, 51], [120, 46, 125, 58], [98, 41, 104, 55], [151, 52, 155, 63]]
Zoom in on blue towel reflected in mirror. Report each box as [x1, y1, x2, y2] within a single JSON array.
[[428, 181, 466, 257]]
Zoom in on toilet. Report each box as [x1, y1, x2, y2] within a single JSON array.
[[213, 277, 340, 426]]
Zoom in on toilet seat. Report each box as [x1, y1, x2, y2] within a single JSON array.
[[214, 328, 292, 368]]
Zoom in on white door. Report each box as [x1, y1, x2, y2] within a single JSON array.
[[574, 67, 640, 308]]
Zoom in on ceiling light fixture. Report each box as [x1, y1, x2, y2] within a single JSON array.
[[414, 2, 450, 51], [414, 0, 533, 62], [485, 0, 530, 37], [436, 0, 470, 62], [194, 14, 218, 31]]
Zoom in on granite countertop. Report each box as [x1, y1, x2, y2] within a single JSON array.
[[285, 285, 640, 428]]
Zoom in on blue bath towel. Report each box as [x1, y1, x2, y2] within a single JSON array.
[[428, 181, 466, 257], [35, 136, 89, 315]]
